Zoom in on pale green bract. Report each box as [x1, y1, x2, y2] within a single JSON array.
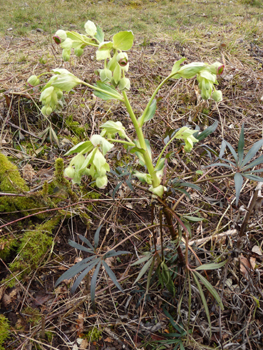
[[175, 127, 199, 152]]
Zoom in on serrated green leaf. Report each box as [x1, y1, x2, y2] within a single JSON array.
[[241, 138, 263, 168], [102, 260, 123, 292], [183, 215, 204, 222], [68, 240, 94, 254], [94, 225, 102, 249], [104, 250, 130, 258], [113, 31, 134, 50], [78, 234, 94, 250], [242, 174, 263, 182], [195, 121, 218, 142], [131, 254, 152, 266], [90, 261, 102, 303], [55, 256, 97, 287], [192, 271, 211, 337], [242, 155, 263, 171], [193, 270, 224, 310], [225, 141, 238, 164], [70, 259, 100, 294], [134, 257, 153, 284], [195, 260, 227, 271], [238, 124, 245, 166], [234, 172, 244, 205]]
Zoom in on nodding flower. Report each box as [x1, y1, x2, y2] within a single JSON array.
[[53, 30, 67, 44]]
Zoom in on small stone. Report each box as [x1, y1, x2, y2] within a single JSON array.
[[36, 28, 44, 33], [7, 28, 13, 31], [23, 22, 29, 27], [69, 24, 77, 29]]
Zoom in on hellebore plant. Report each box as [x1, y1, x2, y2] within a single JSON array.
[[28, 21, 226, 309]]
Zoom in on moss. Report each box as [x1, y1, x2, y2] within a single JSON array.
[[23, 307, 41, 326], [0, 315, 10, 350], [54, 158, 78, 202], [0, 237, 18, 260], [83, 327, 102, 343], [65, 115, 87, 138], [8, 217, 59, 279], [0, 153, 44, 213]]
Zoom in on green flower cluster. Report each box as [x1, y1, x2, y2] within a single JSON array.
[[172, 59, 224, 101], [64, 135, 114, 189]]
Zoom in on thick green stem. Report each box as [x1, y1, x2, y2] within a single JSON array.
[[122, 91, 160, 188]]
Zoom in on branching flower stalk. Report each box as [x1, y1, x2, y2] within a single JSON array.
[[27, 21, 225, 270]]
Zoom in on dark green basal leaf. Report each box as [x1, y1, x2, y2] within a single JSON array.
[[55, 256, 97, 287], [219, 140, 227, 159], [206, 162, 233, 169], [125, 179, 134, 192], [242, 174, 263, 182], [90, 261, 102, 303], [225, 141, 238, 164], [243, 155, 263, 171], [94, 225, 102, 249], [238, 124, 245, 166], [194, 120, 218, 141], [249, 168, 263, 173], [78, 234, 94, 250], [234, 172, 244, 205], [163, 308, 184, 333], [174, 181, 202, 192], [102, 260, 123, 292], [68, 240, 94, 254], [241, 138, 263, 168], [71, 259, 100, 294], [103, 250, 130, 258], [94, 25, 104, 43], [112, 181, 123, 199]]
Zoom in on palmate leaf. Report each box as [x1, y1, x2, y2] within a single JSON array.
[[134, 256, 153, 284], [71, 258, 100, 294], [195, 260, 226, 271], [102, 260, 123, 292], [93, 81, 123, 101], [192, 271, 211, 338], [241, 138, 263, 168], [78, 234, 94, 250], [243, 155, 263, 170], [138, 99, 157, 126], [103, 250, 130, 258], [65, 141, 93, 156], [225, 140, 238, 164], [242, 174, 263, 182], [94, 225, 102, 249], [234, 172, 244, 205], [94, 25, 104, 43], [55, 256, 97, 287], [90, 261, 102, 303], [194, 120, 218, 142], [238, 124, 245, 166], [68, 240, 94, 254], [193, 271, 224, 309]]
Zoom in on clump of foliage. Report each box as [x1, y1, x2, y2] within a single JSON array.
[[0, 315, 10, 350]]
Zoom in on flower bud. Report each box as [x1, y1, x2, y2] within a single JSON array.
[[64, 166, 75, 179], [99, 68, 112, 82], [74, 47, 84, 57], [62, 49, 71, 61], [118, 77, 130, 91], [53, 30, 67, 44], [40, 86, 54, 102], [212, 90, 223, 102], [84, 20, 97, 37], [96, 175, 108, 189], [27, 75, 40, 87]]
